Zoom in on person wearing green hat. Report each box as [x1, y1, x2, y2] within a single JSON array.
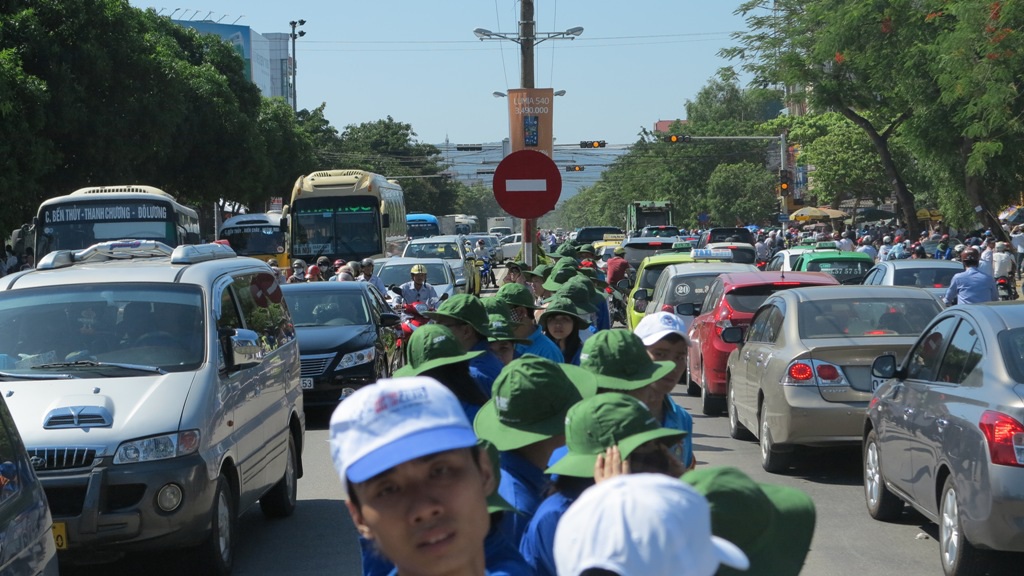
[[473, 355, 588, 549], [683, 466, 816, 576], [577, 243, 596, 261], [540, 264, 579, 296], [497, 283, 563, 363], [521, 263, 552, 305], [426, 294, 505, 398], [520, 393, 687, 576], [539, 295, 591, 365], [393, 324, 490, 419], [503, 260, 529, 287], [486, 312, 531, 366], [578, 329, 677, 419], [567, 270, 612, 331]]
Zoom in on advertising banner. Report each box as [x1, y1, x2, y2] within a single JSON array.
[[507, 88, 554, 157]]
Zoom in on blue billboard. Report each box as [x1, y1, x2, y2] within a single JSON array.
[[175, 21, 273, 96]]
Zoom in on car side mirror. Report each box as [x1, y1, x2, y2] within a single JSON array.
[[615, 279, 630, 292], [675, 303, 697, 316], [634, 288, 649, 301], [379, 312, 401, 327], [455, 278, 467, 287], [220, 328, 263, 372], [871, 355, 897, 379], [721, 326, 744, 344], [633, 299, 648, 313]]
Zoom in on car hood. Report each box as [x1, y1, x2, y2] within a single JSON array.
[[2, 372, 198, 450], [294, 324, 376, 355]]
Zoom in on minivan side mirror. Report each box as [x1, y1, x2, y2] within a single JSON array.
[[220, 328, 263, 372], [721, 326, 744, 344]]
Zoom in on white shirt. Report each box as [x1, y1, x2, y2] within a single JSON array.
[[979, 248, 995, 276], [857, 245, 878, 260], [993, 252, 1016, 278], [838, 238, 854, 252], [1012, 232, 1024, 254]]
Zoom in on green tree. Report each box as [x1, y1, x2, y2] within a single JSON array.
[[706, 162, 778, 226]]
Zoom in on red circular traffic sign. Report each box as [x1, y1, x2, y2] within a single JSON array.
[[493, 150, 563, 219]]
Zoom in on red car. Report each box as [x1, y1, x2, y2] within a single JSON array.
[[684, 271, 840, 415]]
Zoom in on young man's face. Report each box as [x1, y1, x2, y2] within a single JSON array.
[[646, 337, 688, 387], [347, 448, 494, 576]]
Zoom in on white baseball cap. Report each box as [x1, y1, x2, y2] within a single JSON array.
[[329, 376, 477, 498], [554, 473, 749, 576], [634, 311, 690, 347]]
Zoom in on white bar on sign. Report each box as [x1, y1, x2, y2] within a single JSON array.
[[506, 179, 547, 192]]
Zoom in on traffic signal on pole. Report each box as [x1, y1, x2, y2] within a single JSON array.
[[779, 169, 792, 195], [565, 165, 585, 172], [664, 134, 691, 143], [580, 140, 607, 148]]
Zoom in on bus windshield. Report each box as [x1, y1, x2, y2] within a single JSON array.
[[291, 196, 381, 261], [408, 221, 440, 239], [37, 199, 178, 255], [219, 225, 286, 257]]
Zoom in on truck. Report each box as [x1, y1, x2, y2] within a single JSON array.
[[626, 201, 674, 234], [487, 216, 517, 237], [439, 215, 459, 235]]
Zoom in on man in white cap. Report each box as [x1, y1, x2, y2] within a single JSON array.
[[330, 377, 495, 576], [553, 473, 749, 576]]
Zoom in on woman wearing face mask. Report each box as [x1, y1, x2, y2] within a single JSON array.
[[538, 296, 591, 365]]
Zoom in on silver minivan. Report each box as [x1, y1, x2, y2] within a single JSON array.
[[0, 241, 304, 574]]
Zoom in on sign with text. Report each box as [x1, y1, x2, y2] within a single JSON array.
[[507, 88, 554, 157], [42, 202, 170, 224]]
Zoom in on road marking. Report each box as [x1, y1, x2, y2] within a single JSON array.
[[506, 179, 547, 192]]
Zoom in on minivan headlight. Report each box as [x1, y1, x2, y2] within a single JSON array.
[[337, 347, 376, 370], [114, 430, 200, 464]]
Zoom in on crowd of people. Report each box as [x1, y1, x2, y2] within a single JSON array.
[[328, 237, 818, 576]]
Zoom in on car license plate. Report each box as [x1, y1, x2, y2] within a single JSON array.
[[871, 377, 886, 392], [52, 522, 67, 550], [300, 378, 314, 390]]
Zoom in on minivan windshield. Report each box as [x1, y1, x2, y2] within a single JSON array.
[[0, 283, 205, 374]]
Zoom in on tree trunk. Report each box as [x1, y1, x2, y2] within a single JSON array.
[[961, 137, 1006, 241], [838, 107, 918, 237]]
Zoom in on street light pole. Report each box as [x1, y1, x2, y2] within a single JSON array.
[[520, 0, 535, 89], [289, 19, 306, 112]]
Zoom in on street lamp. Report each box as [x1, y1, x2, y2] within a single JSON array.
[[289, 19, 306, 112], [492, 90, 566, 98], [473, 26, 584, 45]]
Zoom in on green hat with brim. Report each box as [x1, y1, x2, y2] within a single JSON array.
[[578, 244, 595, 255], [474, 355, 584, 451], [488, 313, 532, 345], [479, 439, 517, 514], [496, 282, 542, 310], [425, 293, 493, 337], [579, 329, 675, 391], [542, 266, 580, 292], [576, 266, 609, 290], [683, 466, 816, 576], [555, 243, 578, 259], [539, 295, 592, 330], [521, 263, 552, 280], [549, 281, 599, 314], [546, 393, 686, 478], [481, 296, 513, 318], [394, 324, 484, 377]]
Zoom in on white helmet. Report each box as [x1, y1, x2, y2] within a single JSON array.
[[882, 236, 892, 244]]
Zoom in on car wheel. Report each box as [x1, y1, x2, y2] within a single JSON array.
[[863, 429, 903, 521], [940, 476, 990, 576], [727, 380, 754, 440], [701, 368, 725, 416], [686, 363, 700, 397], [260, 433, 298, 518], [194, 474, 236, 576], [759, 408, 792, 473]]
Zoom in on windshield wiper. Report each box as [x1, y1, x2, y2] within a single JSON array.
[[32, 360, 167, 375], [0, 371, 78, 381]]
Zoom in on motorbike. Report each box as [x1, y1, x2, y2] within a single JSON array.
[[479, 257, 498, 289], [996, 276, 1018, 301], [608, 281, 629, 326]]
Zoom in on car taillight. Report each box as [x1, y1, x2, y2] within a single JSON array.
[[782, 360, 848, 386], [816, 364, 840, 380], [714, 300, 736, 335], [661, 304, 675, 313], [979, 411, 1024, 467], [787, 362, 814, 382]]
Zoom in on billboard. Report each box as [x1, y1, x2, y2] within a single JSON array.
[[507, 88, 554, 157], [175, 21, 273, 96]]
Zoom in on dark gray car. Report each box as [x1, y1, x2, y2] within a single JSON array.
[[865, 303, 1024, 576]]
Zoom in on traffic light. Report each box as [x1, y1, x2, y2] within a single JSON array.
[[664, 134, 691, 143], [779, 169, 792, 195], [565, 165, 585, 172], [580, 140, 607, 148]]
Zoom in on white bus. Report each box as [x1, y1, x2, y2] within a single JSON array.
[[218, 211, 289, 266], [35, 186, 200, 257]]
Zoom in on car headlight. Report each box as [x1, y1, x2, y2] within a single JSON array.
[[114, 430, 200, 464], [337, 346, 376, 370]]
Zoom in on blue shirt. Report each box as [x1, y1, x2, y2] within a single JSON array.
[[662, 396, 695, 468], [497, 451, 548, 550], [381, 528, 526, 576], [519, 489, 585, 576], [944, 267, 998, 305], [471, 341, 505, 397], [515, 326, 563, 363], [593, 297, 611, 331], [361, 274, 387, 295]]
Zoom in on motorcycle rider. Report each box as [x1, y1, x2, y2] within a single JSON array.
[[604, 246, 629, 287], [357, 257, 387, 293], [944, 247, 998, 306], [396, 263, 438, 305], [993, 242, 1018, 299]]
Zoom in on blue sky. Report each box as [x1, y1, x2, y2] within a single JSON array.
[[130, 1, 749, 146]]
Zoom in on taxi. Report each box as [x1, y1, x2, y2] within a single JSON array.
[[623, 248, 735, 330], [593, 233, 626, 267], [791, 243, 874, 284]]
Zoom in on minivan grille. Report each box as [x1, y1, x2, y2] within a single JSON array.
[[301, 354, 335, 377], [28, 447, 99, 471]]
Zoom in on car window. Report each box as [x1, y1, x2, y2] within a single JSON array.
[[746, 306, 772, 342], [803, 259, 873, 282], [378, 263, 450, 286], [638, 264, 670, 290], [287, 290, 371, 327], [907, 316, 958, 381], [893, 267, 961, 289], [702, 279, 725, 315], [230, 273, 293, 353], [667, 274, 719, 306], [935, 321, 983, 385], [764, 305, 785, 343], [798, 297, 941, 338], [863, 268, 880, 285], [405, 242, 461, 259], [767, 254, 783, 271]]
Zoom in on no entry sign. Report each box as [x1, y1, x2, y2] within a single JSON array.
[[493, 150, 563, 219]]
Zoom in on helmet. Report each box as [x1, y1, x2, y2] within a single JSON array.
[[941, 234, 949, 241], [477, 239, 485, 246], [307, 265, 320, 277], [411, 264, 428, 275], [360, 257, 374, 267], [333, 258, 345, 268], [961, 247, 980, 265], [862, 235, 872, 244], [996, 241, 1008, 252], [882, 236, 892, 244], [316, 256, 331, 267]]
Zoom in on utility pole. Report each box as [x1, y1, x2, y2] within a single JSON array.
[[520, 0, 536, 266], [289, 20, 306, 112]]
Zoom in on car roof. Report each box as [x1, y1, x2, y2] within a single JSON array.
[[624, 237, 676, 247], [381, 257, 449, 266], [876, 259, 965, 269], [409, 235, 462, 243], [778, 284, 939, 302], [640, 252, 703, 267], [949, 302, 1024, 331], [705, 242, 755, 249], [715, 271, 841, 288], [662, 262, 759, 275], [797, 250, 874, 262]]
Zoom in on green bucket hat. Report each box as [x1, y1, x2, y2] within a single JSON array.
[[488, 313, 532, 345], [555, 242, 578, 259], [473, 355, 584, 451], [579, 330, 675, 391], [542, 266, 580, 293], [546, 393, 686, 478], [576, 266, 609, 289], [394, 324, 483, 377], [539, 295, 591, 330], [683, 466, 816, 576], [481, 295, 513, 317], [550, 280, 599, 314], [578, 243, 595, 255], [478, 439, 517, 514], [425, 293, 493, 337], [496, 283, 541, 310], [522, 263, 552, 281]]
